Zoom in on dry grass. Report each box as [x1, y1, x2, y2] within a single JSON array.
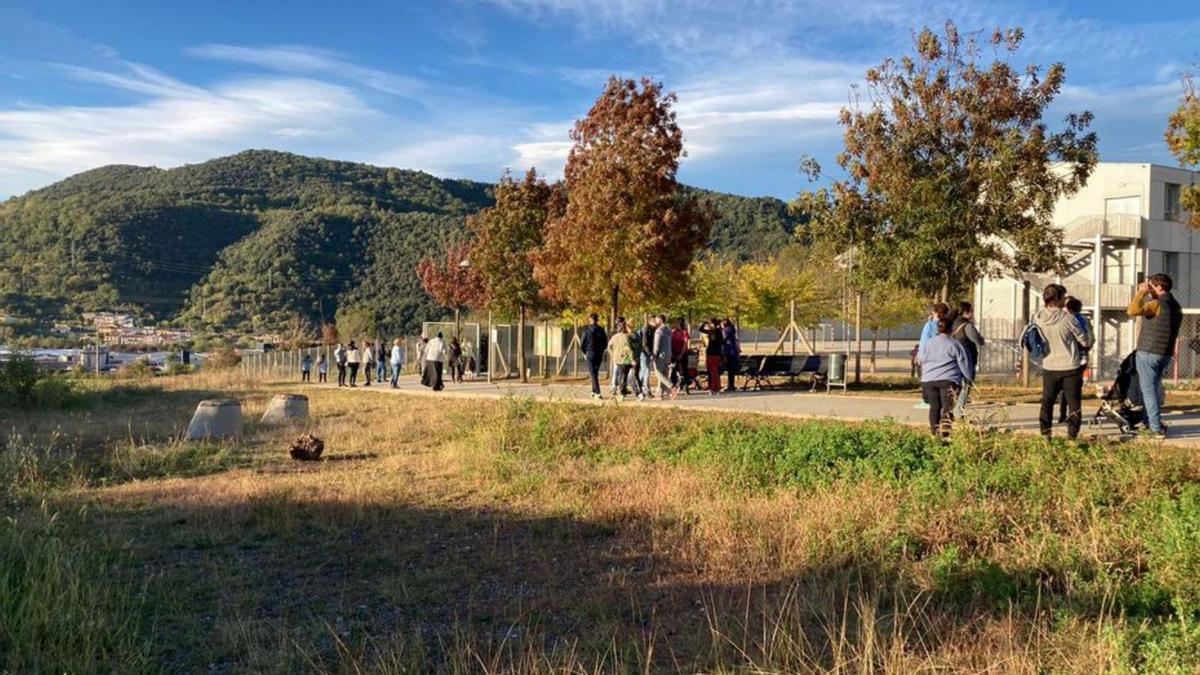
[[2, 371, 1198, 673]]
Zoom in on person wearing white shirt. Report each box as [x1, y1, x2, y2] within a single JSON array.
[[422, 332, 446, 391], [346, 340, 361, 386]]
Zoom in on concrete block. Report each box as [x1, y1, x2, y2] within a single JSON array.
[[260, 393, 309, 425], [185, 399, 242, 441]]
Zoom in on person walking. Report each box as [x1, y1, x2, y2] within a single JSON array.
[[580, 313, 608, 399], [1058, 297, 1091, 423], [1128, 273, 1183, 439], [950, 302, 985, 418], [376, 341, 387, 383], [1034, 284, 1094, 439], [415, 336, 428, 373], [609, 316, 627, 397], [362, 341, 375, 386], [702, 318, 724, 395], [300, 353, 313, 382], [917, 316, 972, 437], [317, 352, 328, 383], [390, 338, 405, 388], [651, 314, 673, 399], [448, 336, 464, 383], [637, 318, 654, 396], [916, 303, 950, 409], [721, 318, 740, 393], [671, 318, 690, 391], [423, 332, 446, 391], [334, 342, 348, 387], [346, 340, 361, 387], [607, 319, 639, 401]]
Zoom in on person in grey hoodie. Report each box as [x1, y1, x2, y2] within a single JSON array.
[[917, 316, 972, 437], [1034, 284, 1094, 439]]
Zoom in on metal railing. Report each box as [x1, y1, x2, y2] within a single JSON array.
[[1060, 213, 1143, 244]]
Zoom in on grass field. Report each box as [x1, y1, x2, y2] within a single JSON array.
[[2, 371, 1199, 673]]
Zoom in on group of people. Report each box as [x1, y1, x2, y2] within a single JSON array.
[[299, 339, 408, 388], [915, 301, 986, 436], [298, 333, 477, 392], [915, 272, 1182, 440], [580, 313, 742, 401]]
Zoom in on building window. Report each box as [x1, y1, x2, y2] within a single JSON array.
[[1165, 183, 1182, 221], [1163, 252, 1180, 281]]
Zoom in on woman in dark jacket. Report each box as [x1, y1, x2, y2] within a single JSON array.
[[703, 318, 724, 395], [721, 318, 740, 393]]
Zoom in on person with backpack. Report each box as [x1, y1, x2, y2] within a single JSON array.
[[580, 313, 608, 399], [1033, 284, 1094, 439], [1058, 296, 1091, 423], [334, 342, 348, 387], [917, 316, 972, 437], [1128, 273, 1183, 438], [950, 302, 985, 418]]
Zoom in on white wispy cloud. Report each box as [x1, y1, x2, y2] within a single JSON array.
[[188, 43, 433, 99]]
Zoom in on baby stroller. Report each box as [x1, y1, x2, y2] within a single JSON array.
[[1092, 352, 1145, 435]]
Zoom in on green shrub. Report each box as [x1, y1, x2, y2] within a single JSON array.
[[117, 357, 155, 380], [0, 355, 77, 408], [0, 353, 41, 406]]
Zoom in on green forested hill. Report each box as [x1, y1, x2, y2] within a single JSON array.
[[0, 150, 800, 334]]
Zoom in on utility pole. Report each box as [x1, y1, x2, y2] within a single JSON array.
[[853, 291, 863, 384]]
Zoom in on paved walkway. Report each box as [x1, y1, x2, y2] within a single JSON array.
[[316, 376, 1200, 447]]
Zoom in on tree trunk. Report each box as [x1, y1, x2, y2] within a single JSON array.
[[454, 307, 461, 339], [870, 332, 877, 375], [517, 305, 527, 383], [610, 284, 620, 332]]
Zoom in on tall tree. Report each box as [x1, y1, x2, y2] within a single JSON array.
[[796, 22, 1098, 300], [1166, 72, 1200, 226], [416, 240, 487, 338], [468, 169, 562, 382], [533, 77, 713, 327]]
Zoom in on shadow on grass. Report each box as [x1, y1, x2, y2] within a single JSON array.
[[100, 493, 1138, 673]]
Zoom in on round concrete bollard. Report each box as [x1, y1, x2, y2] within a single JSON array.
[[260, 393, 309, 425], [185, 399, 243, 441]]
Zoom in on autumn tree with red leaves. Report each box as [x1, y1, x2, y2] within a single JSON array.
[[416, 240, 486, 338], [533, 77, 713, 328], [469, 168, 563, 382]]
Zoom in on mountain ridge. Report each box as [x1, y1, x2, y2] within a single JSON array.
[[0, 150, 801, 334]]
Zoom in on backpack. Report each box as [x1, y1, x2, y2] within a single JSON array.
[[1020, 321, 1049, 366]]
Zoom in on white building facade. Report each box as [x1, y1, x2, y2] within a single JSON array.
[[975, 163, 1198, 379]]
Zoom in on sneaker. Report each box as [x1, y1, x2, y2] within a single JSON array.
[[914, 402, 931, 410], [637, 394, 645, 402], [1141, 428, 1167, 440], [591, 393, 602, 400]]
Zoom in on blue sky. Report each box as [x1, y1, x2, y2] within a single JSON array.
[[1, 0, 1197, 200]]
